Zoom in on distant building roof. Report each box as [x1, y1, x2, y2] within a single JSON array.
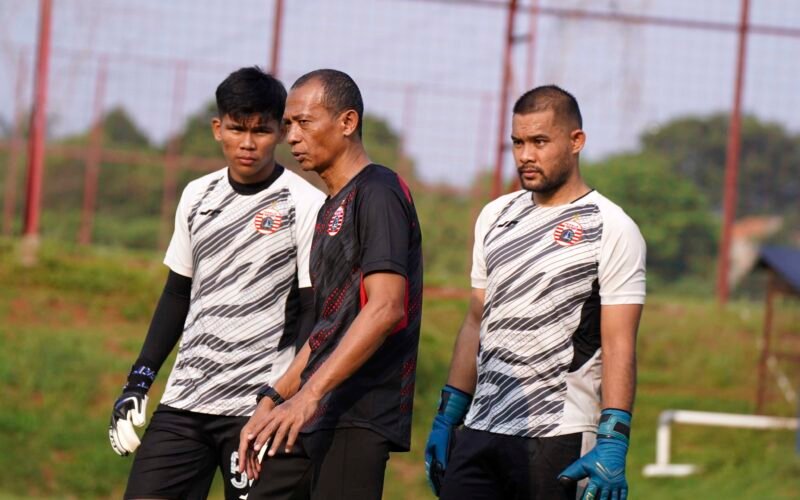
[[758, 246, 800, 295]]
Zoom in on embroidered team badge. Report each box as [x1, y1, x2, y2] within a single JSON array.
[[553, 219, 584, 247], [327, 205, 345, 236], [254, 208, 282, 234]]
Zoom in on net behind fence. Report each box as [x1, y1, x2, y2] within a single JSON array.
[[1, 0, 798, 260]]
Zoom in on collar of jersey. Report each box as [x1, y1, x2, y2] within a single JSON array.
[[530, 188, 595, 207], [227, 165, 284, 196]]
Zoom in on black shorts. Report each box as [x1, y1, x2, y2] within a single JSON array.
[[249, 427, 391, 500], [125, 404, 272, 500], [439, 427, 591, 500]]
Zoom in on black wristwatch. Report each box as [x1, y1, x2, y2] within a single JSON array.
[[256, 385, 286, 406]]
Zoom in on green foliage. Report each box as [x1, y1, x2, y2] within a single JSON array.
[[1, 244, 798, 499], [641, 113, 800, 217], [583, 153, 719, 286], [102, 107, 151, 149], [177, 101, 221, 158], [412, 190, 474, 288]]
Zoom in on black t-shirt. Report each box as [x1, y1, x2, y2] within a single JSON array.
[[301, 164, 423, 451]]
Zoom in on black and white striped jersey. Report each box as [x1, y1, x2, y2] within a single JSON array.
[[160, 166, 324, 416], [464, 190, 646, 438]]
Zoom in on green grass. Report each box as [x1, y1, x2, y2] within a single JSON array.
[[0, 238, 798, 498]]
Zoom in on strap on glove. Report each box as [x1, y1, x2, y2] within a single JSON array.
[[425, 385, 472, 497], [108, 362, 156, 456], [558, 408, 631, 500]]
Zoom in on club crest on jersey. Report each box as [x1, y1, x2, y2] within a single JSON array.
[[553, 219, 584, 247], [254, 208, 282, 235], [327, 205, 345, 236]]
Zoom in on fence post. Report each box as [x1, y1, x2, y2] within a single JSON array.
[[491, 0, 518, 200], [716, 0, 751, 304], [159, 63, 188, 250], [3, 51, 28, 236], [78, 57, 108, 245], [21, 0, 53, 265]]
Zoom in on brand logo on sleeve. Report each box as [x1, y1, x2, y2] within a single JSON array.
[[553, 219, 583, 246], [497, 220, 519, 228], [327, 205, 345, 236], [254, 208, 282, 234]]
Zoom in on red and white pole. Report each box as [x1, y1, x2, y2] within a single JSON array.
[[491, 0, 518, 200], [270, 0, 284, 77], [716, 0, 750, 304], [21, 0, 53, 264]]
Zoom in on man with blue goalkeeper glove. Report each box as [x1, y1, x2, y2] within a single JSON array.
[[425, 85, 646, 499]]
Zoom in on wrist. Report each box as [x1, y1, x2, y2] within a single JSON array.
[[256, 385, 286, 406], [124, 361, 157, 394], [438, 385, 472, 424], [598, 408, 631, 443]]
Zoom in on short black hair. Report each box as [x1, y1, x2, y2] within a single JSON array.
[[292, 69, 364, 137], [215, 66, 286, 124], [513, 85, 582, 130]]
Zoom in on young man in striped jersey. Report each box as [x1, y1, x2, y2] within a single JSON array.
[[108, 66, 324, 499], [425, 85, 646, 500], [237, 69, 423, 500]]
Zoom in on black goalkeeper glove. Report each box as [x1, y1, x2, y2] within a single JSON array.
[[108, 361, 156, 456]]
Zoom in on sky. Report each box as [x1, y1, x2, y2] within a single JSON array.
[[1, 0, 799, 187]]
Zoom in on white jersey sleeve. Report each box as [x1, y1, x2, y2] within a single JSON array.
[[596, 198, 647, 305], [286, 172, 325, 288], [163, 182, 199, 278], [470, 191, 526, 289]]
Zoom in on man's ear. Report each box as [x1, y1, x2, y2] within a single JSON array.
[[570, 129, 586, 154], [211, 117, 222, 141], [340, 109, 360, 137]]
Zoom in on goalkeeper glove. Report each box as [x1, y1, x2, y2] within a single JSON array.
[[108, 361, 156, 456], [425, 385, 472, 497], [558, 408, 632, 500]]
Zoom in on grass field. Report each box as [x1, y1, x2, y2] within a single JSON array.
[[1, 239, 799, 499]]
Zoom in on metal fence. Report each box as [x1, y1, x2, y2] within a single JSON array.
[[1, 0, 799, 262]]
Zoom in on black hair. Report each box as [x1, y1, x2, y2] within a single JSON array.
[[215, 66, 286, 124], [292, 69, 364, 137], [512, 85, 582, 130]]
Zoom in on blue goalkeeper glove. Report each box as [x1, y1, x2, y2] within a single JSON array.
[[558, 408, 632, 500], [425, 385, 472, 497], [108, 361, 156, 456]]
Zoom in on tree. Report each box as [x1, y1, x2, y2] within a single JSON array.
[[175, 101, 219, 158], [102, 107, 150, 148], [583, 153, 719, 285], [641, 113, 800, 217]]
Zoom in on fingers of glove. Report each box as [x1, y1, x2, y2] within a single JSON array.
[[611, 488, 620, 500], [428, 441, 449, 467], [582, 481, 599, 500], [559, 458, 589, 483], [429, 459, 445, 497], [620, 487, 628, 500], [115, 418, 141, 454], [424, 440, 435, 467], [112, 399, 133, 420], [599, 486, 610, 500], [108, 426, 129, 456], [130, 396, 148, 427]]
